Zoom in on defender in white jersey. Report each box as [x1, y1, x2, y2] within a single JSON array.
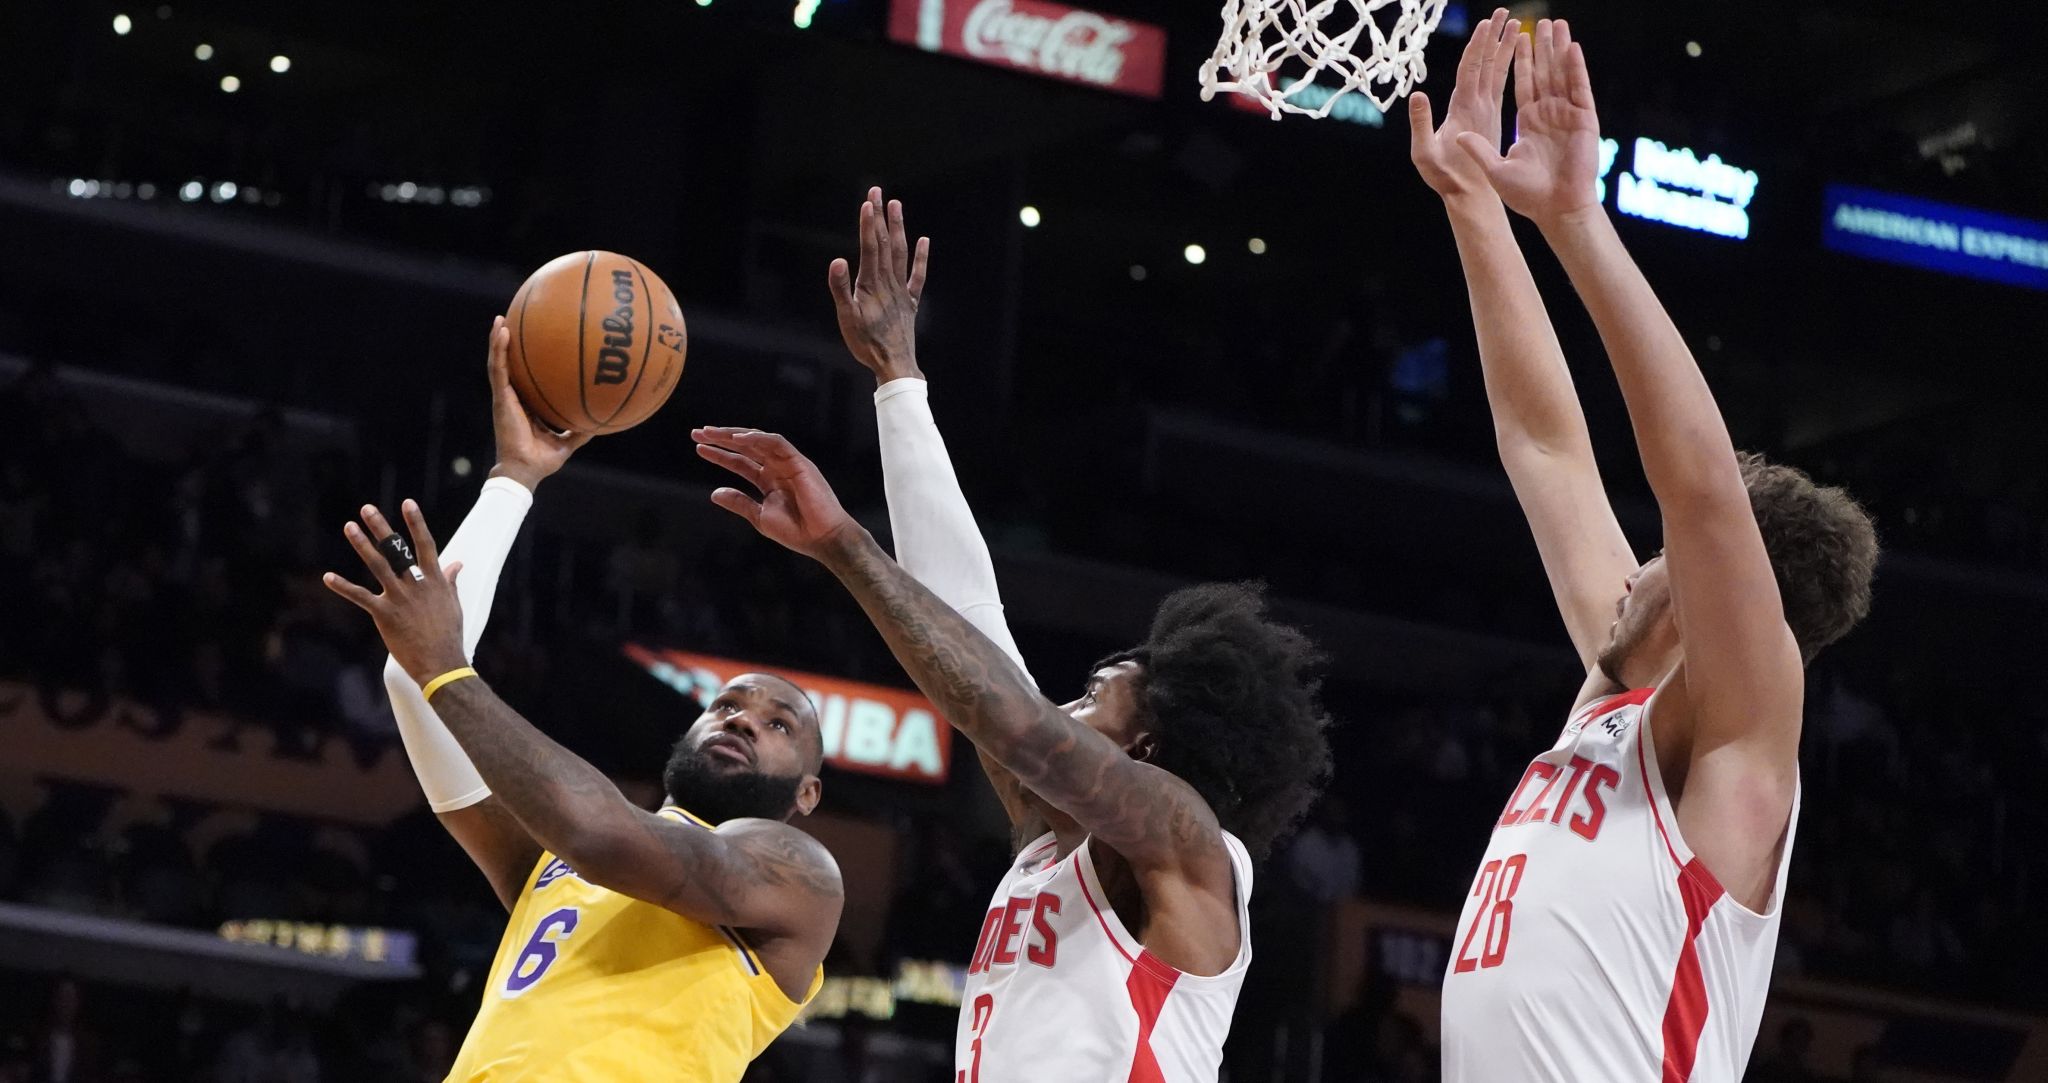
[[693, 189, 1334, 1082], [1408, 12, 1878, 1081]]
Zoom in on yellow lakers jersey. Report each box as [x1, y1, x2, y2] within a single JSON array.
[[446, 806, 822, 1082]]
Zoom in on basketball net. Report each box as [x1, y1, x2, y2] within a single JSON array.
[[1199, 0, 1447, 119]]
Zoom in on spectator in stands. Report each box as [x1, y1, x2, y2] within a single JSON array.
[[27, 976, 102, 1083], [1286, 796, 1362, 904]]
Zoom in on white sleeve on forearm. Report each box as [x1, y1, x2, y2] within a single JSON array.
[[874, 378, 1035, 689], [380, 475, 533, 812]]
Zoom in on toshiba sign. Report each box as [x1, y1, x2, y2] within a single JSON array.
[[624, 644, 952, 785], [888, 0, 1168, 100]]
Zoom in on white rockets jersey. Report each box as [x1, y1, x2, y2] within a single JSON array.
[[1441, 688, 1799, 1083], [954, 830, 1253, 1083]]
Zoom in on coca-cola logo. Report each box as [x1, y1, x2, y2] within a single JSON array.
[[961, 0, 1133, 87]]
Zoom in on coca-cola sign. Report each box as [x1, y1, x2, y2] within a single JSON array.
[[888, 0, 1168, 100]]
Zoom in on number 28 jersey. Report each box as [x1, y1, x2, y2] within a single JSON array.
[[1440, 689, 1799, 1083], [446, 805, 821, 1082]]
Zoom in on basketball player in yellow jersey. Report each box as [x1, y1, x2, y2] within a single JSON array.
[[321, 323, 843, 1081]]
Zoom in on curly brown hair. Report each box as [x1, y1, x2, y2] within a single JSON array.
[[1738, 452, 1878, 663], [1095, 582, 1335, 860]]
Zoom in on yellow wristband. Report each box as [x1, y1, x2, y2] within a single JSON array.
[[421, 666, 480, 703]]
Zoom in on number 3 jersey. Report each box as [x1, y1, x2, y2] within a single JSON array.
[[956, 830, 1254, 1083], [446, 805, 821, 1083], [1440, 688, 1800, 1083]]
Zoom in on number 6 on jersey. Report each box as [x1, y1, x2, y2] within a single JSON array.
[[505, 907, 581, 996]]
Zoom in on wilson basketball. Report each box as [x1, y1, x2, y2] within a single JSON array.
[[504, 251, 687, 434]]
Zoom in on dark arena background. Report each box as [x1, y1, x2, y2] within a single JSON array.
[[3, 1, 2046, 1080]]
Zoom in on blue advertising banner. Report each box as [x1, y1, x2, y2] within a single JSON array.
[[1823, 184, 2048, 291]]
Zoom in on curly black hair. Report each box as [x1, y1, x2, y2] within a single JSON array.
[[1738, 452, 1879, 664], [1096, 582, 1335, 860]]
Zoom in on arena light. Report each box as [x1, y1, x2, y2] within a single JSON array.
[[113, 14, 133, 35], [793, 0, 821, 27], [270, 54, 291, 73], [1130, 265, 1148, 281], [180, 180, 203, 201], [137, 182, 156, 199], [212, 180, 237, 202], [67, 178, 88, 197], [219, 74, 240, 93], [194, 42, 213, 60], [451, 456, 474, 478], [1685, 41, 1703, 58], [1184, 244, 1208, 265], [1019, 205, 1042, 228], [1248, 237, 1268, 254]]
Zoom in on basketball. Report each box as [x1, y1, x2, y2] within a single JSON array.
[[504, 251, 687, 434]]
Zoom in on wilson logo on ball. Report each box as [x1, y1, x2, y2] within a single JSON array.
[[505, 251, 687, 434], [595, 269, 636, 386]]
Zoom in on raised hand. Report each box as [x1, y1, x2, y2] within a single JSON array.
[[323, 501, 470, 684], [1407, 8, 1520, 201], [692, 427, 860, 561], [1457, 18, 1603, 226], [829, 187, 930, 385], [486, 316, 594, 489]]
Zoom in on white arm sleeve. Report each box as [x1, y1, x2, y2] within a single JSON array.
[[874, 378, 1035, 689], [380, 475, 534, 812]]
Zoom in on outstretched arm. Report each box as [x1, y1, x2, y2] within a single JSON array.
[[1408, 9, 1637, 669], [829, 187, 1044, 844], [385, 319, 594, 909], [693, 428, 1224, 875], [1462, 18, 1802, 891], [327, 502, 842, 942]]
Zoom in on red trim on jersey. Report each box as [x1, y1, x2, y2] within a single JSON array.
[[1599, 686, 1655, 715], [1660, 858, 1726, 1083], [1074, 851, 1139, 964], [1123, 952, 1181, 1083]]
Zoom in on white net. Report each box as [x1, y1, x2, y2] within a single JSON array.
[[1199, 0, 1448, 120]]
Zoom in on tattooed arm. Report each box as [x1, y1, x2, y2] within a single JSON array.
[[323, 502, 843, 950], [427, 678, 843, 934], [693, 427, 1226, 874]]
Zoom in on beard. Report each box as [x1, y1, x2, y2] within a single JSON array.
[[661, 738, 804, 825]]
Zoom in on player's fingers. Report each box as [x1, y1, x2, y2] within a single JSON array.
[[735, 430, 803, 463], [1474, 14, 1503, 92], [709, 487, 764, 529], [1456, 17, 1487, 88], [888, 200, 910, 281], [1548, 20, 1572, 101], [401, 499, 442, 576], [1532, 18, 1555, 100], [445, 561, 464, 587], [907, 237, 930, 301], [342, 520, 401, 591], [1511, 27, 1535, 110], [695, 442, 766, 486], [856, 199, 879, 285], [1407, 93, 1434, 158], [690, 425, 767, 453], [1564, 41, 1595, 109], [321, 571, 379, 612], [1491, 19, 1520, 96], [866, 191, 895, 281], [828, 258, 856, 311]]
